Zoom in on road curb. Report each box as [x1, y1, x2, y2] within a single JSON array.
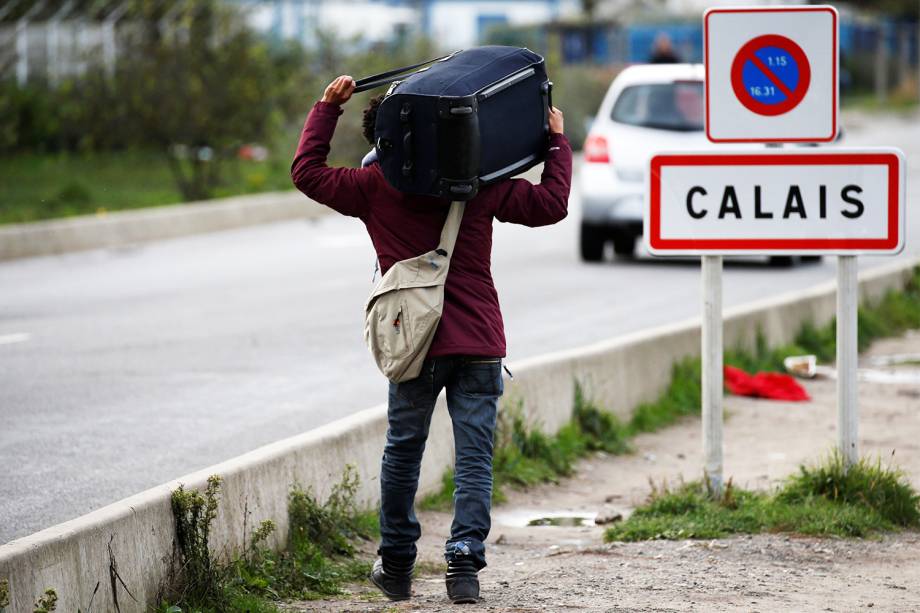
[[1, 257, 917, 612], [0, 191, 329, 262]]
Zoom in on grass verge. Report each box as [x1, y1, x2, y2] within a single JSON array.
[[421, 266, 920, 513], [159, 467, 377, 613], [0, 151, 295, 225], [605, 452, 920, 541], [729, 266, 920, 373]]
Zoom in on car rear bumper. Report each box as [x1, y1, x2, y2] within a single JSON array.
[[579, 162, 645, 225], [581, 219, 643, 237]]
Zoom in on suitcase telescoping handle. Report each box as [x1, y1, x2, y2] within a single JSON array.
[[352, 52, 458, 93], [541, 80, 554, 134]]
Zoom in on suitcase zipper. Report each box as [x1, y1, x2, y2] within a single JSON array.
[[479, 67, 536, 100], [480, 153, 538, 183]]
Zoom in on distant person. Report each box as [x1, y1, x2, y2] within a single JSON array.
[[649, 32, 680, 64], [291, 76, 571, 604]]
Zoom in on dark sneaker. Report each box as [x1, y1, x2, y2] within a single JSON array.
[[370, 557, 413, 601], [445, 558, 479, 604]]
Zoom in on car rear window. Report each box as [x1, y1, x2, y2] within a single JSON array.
[[611, 82, 704, 131]]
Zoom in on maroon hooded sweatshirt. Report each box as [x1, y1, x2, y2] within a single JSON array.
[[291, 100, 572, 358]]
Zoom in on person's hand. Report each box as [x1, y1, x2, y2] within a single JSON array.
[[548, 106, 564, 135], [322, 75, 356, 106]]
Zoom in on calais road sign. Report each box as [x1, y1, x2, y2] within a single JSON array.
[[705, 6, 837, 143], [645, 150, 906, 256]]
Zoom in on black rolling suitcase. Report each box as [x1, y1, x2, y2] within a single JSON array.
[[354, 46, 552, 201]]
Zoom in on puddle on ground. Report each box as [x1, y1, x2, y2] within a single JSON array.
[[857, 369, 920, 384], [815, 359, 920, 385], [527, 516, 592, 527], [862, 353, 920, 384], [494, 509, 597, 528]]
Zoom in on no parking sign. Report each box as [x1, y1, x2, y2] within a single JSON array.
[[705, 6, 837, 143], [731, 34, 810, 116]]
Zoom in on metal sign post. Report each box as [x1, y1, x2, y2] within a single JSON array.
[[702, 255, 724, 494], [837, 256, 859, 465]]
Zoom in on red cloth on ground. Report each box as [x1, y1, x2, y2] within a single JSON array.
[[724, 366, 810, 401]]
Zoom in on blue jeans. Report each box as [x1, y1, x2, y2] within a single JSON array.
[[378, 356, 503, 571]]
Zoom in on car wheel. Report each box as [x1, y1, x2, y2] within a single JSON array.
[[612, 235, 636, 258], [768, 256, 796, 267], [580, 224, 606, 262]]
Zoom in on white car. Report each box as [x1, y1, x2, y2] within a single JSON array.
[[580, 64, 766, 261]]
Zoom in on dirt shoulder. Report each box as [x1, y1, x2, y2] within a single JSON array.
[[292, 331, 920, 612]]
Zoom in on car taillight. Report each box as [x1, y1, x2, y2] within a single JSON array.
[[584, 134, 610, 164]]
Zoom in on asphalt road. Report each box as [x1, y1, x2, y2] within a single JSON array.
[[2, 113, 919, 545]]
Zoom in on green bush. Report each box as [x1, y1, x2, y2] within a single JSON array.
[[32, 589, 58, 613], [606, 451, 920, 542], [162, 467, 376, 612], [169, 476, 225, 608], [787, 266, 920, 360], [233, 467, 376, 602], [627, 358, 701, 435], [779, 451, 920, 528], [287, 467, 377, 558], [573, 382, 631, 454]]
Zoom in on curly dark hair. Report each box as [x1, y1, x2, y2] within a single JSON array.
[[362, 94, 385, 146]]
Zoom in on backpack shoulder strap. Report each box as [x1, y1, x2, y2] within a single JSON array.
[[437, 200, 465, 259]]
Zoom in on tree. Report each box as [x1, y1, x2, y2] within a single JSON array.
[[116, 0, 277, 200]]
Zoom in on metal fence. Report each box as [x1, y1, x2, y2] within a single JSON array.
[[0, 21, 117, 84]]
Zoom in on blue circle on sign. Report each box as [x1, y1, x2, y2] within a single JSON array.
[[731, 34, 812, 116], [741, 46, 800, 104]]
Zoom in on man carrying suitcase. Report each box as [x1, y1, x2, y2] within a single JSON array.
[[291, 74, 571, 604]]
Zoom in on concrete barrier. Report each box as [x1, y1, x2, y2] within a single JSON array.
[[0, 191, 329, 262], [1, 257, 916, 612]]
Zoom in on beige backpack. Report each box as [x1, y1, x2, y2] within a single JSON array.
[[364, 201, 465, 382]]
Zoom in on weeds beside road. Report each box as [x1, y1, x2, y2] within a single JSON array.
[[157, 468, 379, 613]]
